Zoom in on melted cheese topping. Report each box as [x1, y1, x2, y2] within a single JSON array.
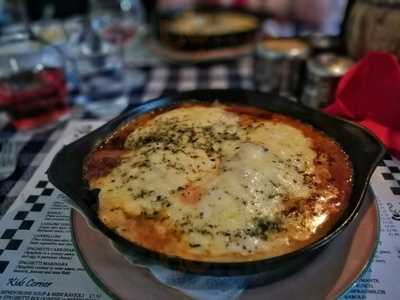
[[86, 105, 351, 262]]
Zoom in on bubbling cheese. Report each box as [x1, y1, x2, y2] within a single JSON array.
[[86, 104, 351, 262]]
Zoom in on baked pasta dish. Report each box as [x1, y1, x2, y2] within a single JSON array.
[[166, 11, 258, 36], [84, 103, 352, 262]]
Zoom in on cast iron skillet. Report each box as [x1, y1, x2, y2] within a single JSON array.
[[156, 7, 260, 51], [47, 89, 385, 276]]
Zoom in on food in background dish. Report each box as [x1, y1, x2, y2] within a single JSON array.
[[84, 103, 352, 262], [166, 11, 258, 36]]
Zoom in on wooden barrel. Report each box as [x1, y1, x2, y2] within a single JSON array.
[[346, 0, 400, 59]]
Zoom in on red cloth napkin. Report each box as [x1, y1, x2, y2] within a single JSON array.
[[324, 52, 400, 159]]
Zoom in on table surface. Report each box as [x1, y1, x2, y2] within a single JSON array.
[[1, 48, 400, 300]]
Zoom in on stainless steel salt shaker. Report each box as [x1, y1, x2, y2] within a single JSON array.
[[256, 38, 310, 99], [301, 54, 354, 109]]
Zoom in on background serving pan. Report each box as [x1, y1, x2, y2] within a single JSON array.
[[48, 89, 385, 276], [155, 7, 260, 51]]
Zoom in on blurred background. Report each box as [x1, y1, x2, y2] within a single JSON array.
[[0, 0, 399, 130], [0, 0, 350, 36]]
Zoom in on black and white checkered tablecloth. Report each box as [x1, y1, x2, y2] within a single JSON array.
[[0, 56, 255, 215]]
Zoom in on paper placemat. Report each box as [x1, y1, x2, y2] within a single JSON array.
[[0, 121, 107, 300], [0, 120, 399, 300]]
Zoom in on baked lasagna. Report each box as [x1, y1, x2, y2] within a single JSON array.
[[84, 103, 352, 262], [166, 11, 258, 36]]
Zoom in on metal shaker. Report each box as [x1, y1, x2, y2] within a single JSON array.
[[256, 38, 310, 99], [301, 54, 354, 109]]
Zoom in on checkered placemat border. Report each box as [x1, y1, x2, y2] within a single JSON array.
[[378, 153, 400, 197], [0, 180, 54, 274]]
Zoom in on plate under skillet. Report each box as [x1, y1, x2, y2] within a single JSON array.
[[71, 190, 379, 299], [147, 38, 256, 65]]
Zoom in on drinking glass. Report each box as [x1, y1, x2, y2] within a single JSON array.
[[90, 0, 143, 55], [90, 0, 146, 71], [0, 32, 70, 130], [73, 40, 130, 119], [0, 0, 29, 35], [70, 0, 145, 118]]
